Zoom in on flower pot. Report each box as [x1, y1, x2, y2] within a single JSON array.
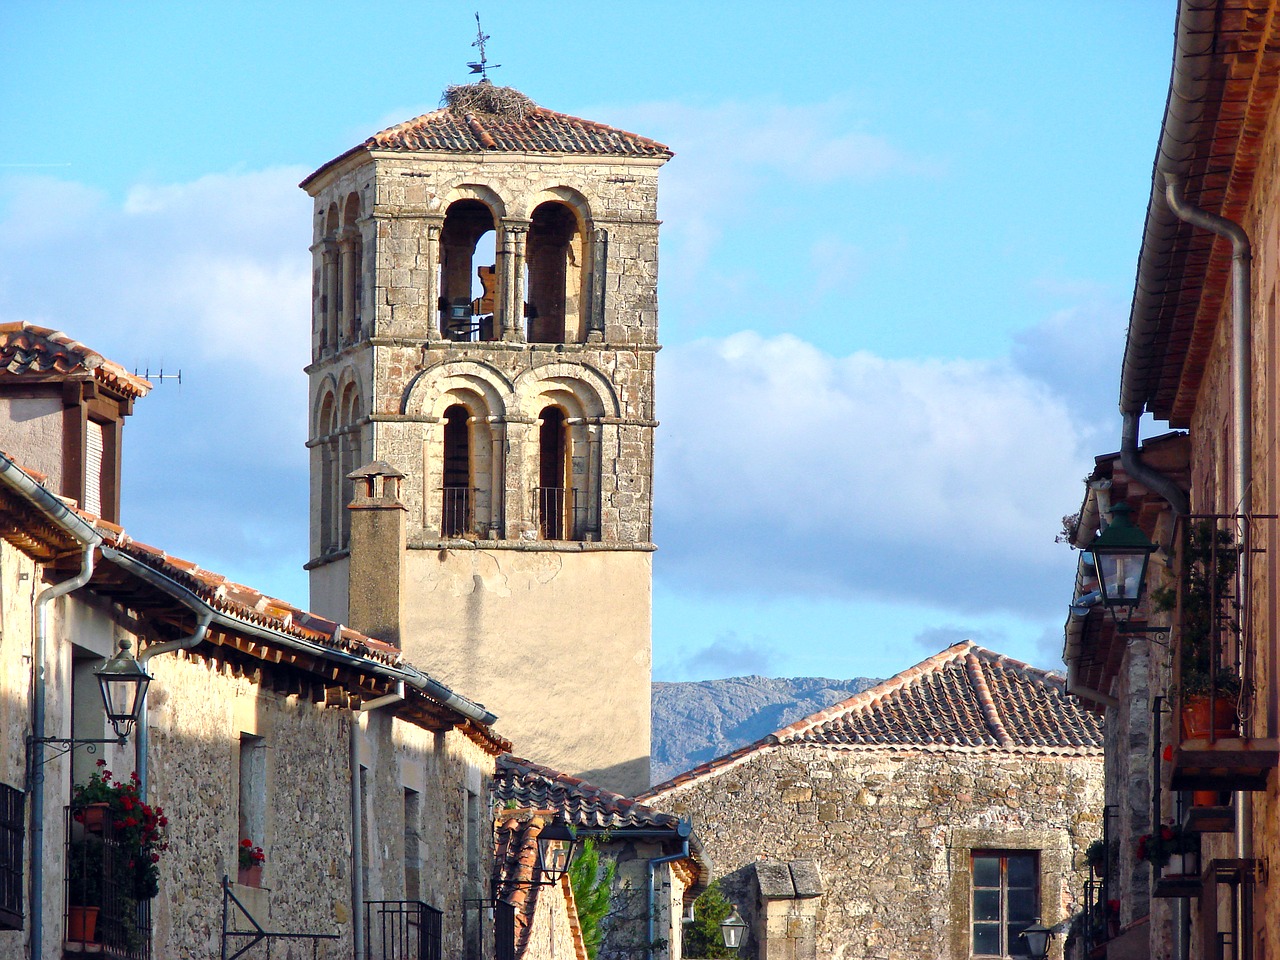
[[67, 905, 99, 942], [1165, 851, 1198, 877], [238, 865, 263, 888], [1181, 695, 1238, 740], [1193, 790, 1221, 807], [80, 803, 110, 835]]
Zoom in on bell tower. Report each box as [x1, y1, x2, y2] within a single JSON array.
[[300, 83, 670, 794]]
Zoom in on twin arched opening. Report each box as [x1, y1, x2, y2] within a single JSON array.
[[316, 379, 365, 554], [316, 193, 366, 358]]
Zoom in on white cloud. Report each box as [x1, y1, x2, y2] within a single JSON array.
[[655, 331, 1088, 616], [0, 169, 314, 603]]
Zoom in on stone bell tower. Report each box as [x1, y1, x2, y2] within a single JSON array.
[[300, 83, 670, 794]]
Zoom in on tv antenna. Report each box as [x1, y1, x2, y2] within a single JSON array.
[[133, 366, 182, 386], [467, 13, 501, 81]]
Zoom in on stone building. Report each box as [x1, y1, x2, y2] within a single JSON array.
[[0, 325, 508, 959], [298, 82, 672, 796], [493, 755, 708, 960], [1062, 2, 1280, 957], [640, 642, 1104, 960]]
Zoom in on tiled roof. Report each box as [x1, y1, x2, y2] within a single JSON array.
[[0, 323, 151, 399], [495, 756, 681, 831], [366, 106, 672, 157], [302, 86, 670, 188], [642, 642, 1102, 799]]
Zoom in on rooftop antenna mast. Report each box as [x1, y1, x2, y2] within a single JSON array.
[[467, 13, 501, 82]]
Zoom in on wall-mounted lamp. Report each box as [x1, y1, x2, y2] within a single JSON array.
[[720, 907, 746, 951], [1090, 502, 1169, 636]]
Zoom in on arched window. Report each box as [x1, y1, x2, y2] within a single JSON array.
[[439, 200, 498, 342], [318, 392, 338, 552], [341, 193, 364, 345], [536, 406, 570, 539], [441, 404, 473, 536], [322, 204, 340, 353], [339, 384, 363, 548], [526, 202, 584, 344]]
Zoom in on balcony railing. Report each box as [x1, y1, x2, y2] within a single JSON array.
[[364, 900, 442, 960], [534, 487, 591, 541], [441, 486, 477, 538], [63, 808, 150, 958], [1168, 514, 1279, 791]]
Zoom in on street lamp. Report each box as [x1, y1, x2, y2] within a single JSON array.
[[1020, 918, 1052, 960], [1091, 502, 1156, 615], [95, 637, 152, 739], [535, 820, 579, 884], [720, 907, 746, 951]]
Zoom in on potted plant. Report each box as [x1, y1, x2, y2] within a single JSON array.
[[238, 839, 265, 887], [66, 835, 104, 942], [71, 760, 169, 902], [1153, 522, 1245, 738], [1136, 822, 1199, 875], [1085, 838, 1108, 877]]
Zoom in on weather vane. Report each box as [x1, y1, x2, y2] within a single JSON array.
[[467, 13, 501, 81]]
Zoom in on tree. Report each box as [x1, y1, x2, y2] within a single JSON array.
[[682, 882, 739, 959], [569, 838, 616, 960]]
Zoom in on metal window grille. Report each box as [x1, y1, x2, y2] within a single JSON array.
[[534, 487, 588, 541], [364, 900, 442, 960], [63, 808, 150, 958], [0, 783, 23, 930], [441, 487, 475, 537]]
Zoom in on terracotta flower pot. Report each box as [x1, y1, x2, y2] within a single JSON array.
[[1181, 695, 1238, 740], [80, 803, 110, 835], [1192, 790, 1221, 807], [238, 865, 263, 888], [67, 905, 99, 942]]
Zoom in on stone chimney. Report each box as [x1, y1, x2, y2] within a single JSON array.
[[346, 460, 406, 647]]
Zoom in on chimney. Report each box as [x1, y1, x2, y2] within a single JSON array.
[[346, 460, 406, 647]]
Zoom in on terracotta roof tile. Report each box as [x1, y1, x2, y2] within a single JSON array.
[[0, 323, 151, 399], [492, 812, 566, 957], [495, 755, 681, 831], [642, 642, 1102, 799]]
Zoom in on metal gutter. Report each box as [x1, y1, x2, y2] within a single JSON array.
[[99, 545, 499, 727]]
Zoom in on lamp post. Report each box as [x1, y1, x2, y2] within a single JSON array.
[[720, 907, 746, 951], [1090, 502, 1167, 635], [1020, 918, 1052, 960], [95, 637, 152, 739], [535, 820, 579, 884]]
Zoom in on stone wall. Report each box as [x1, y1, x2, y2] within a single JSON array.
[[646, 744, 1103, 960]]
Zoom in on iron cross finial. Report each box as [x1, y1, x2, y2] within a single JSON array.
[[467, 13, 501, 81]]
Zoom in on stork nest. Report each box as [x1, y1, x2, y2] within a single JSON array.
[[442, 83, 538, 119]]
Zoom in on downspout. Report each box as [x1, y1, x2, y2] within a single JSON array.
[[30, 542, 98, 960], [350, 679, 404, 956], [350, 715, 365, 960], [135, 610, 212, 801], [0, 454, 105, 960], [1162, 173, 1253, 862]]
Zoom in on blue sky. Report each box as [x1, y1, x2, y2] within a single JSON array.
[[1, 1, 1174, 681]]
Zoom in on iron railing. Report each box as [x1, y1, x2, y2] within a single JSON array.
[[365, 900, 442, 960], [534, 487, 589, 541], [441, 487, 476, 538], [494, 900, 515, 960], [63, 807, 150, 958]]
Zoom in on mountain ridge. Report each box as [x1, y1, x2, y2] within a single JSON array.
[[650, 674, 882, 786]]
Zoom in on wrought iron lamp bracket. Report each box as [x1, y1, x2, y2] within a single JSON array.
[[26, 734, 126, 774]]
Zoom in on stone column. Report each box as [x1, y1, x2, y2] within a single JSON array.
[[499, 220, 529, 342], [489, 418, 505, 539], [585, 421, 601, 540], [321, 240, 340, 353], [424, 217, 444, 340], [340, 232, 359, 345], [346, 461, 407, 647]]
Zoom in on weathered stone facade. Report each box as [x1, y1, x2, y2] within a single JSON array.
[[643, 643, 1105, 960], [301, 90, 671, 795]]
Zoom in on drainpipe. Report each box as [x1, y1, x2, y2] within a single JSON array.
[[0, 454, 106, 960], [135, 610, 212, 801], [1162, 174, 1253, 862], [350, 714, 365, 960], [647, 821, 692, 960], [1120, 413, 1188, 519]]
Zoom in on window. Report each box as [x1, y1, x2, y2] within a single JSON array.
[[0, 783, 23, 930], [439, 200, 498, 342], [403, 789, 421, 902], [526, 201, 583, 343], [536, 406, 569, 540], [237, 735, 266, 874], [441, 404, 473, 537], [972, 851, 1038, 958]]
